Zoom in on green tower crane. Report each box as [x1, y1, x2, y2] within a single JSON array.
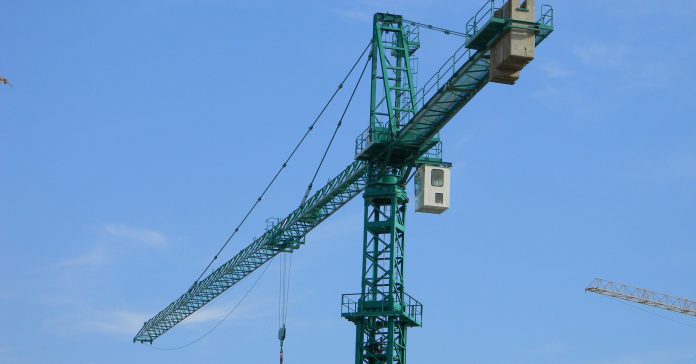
[[133, 1, 554, 363]]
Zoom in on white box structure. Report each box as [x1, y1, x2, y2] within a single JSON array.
[[415, 165, 451, 214]]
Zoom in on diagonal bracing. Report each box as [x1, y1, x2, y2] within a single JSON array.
[[586, 278, 696, 317]]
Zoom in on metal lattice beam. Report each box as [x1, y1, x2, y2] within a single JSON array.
[[586, 278, 696, 317], [133, 160, 368, 343]]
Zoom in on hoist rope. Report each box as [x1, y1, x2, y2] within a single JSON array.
[[145, 257, 276, 351], [275, 42, 370, 364], [190, 40, 372, 287], [278, 56, 370, 363], [278, 252, 292, 363], [300, 55, 372, 205], [278, 253, 292, 328], [403, 19, 468, 38]]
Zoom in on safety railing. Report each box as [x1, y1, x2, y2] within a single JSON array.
[[355, 42, 474, 156], [355, 127, 371, 156], [539, 4, 553, 27], [418, 140, 443, 162], [341, 293, 362, 315], [341, 292, 423, 326], [465, 0, 505, 42], [355, 0, 554, 157], [354, 122, 391, 157], [402, 292, 423, 325], [401, 1, 554, 128], [398, 42, 474, 128], [466, 1, 554, 47], [405, 23, 420, 48]]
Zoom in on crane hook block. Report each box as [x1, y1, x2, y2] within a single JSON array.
[[278, 326, 287, 341]]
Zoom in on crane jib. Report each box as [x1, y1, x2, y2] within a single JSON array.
[[134, 161, 368, 343]]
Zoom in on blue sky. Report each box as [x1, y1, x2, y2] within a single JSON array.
[[2, 0, 696, 363]]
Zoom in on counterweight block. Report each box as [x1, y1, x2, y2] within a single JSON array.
[[489, 0, 537, 84]]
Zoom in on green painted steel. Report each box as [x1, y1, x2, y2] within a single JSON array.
[[358, 13, 421, 163], [466, 1, 554, 50], [133, 160, 367, 343], [343, 181, 419, 364], [365, 6, 554, 169], [133, 0, 554, 350], [344, 5, 553, 363], [342, 13, 421, 364]]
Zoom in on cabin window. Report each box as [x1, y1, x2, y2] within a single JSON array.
[[431, 169, 444, 187]]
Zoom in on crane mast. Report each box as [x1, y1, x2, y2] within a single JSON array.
[[133, 1, 555, 363], [341, 14, 421, 364]]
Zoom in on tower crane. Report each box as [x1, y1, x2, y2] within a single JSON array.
[[586, 278, 696, 317], [133, 1, 555, 363]]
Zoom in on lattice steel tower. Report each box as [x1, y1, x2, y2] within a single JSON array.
[[340, 13, 422, 364]]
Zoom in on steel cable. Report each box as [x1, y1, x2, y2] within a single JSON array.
[[190, 40, 372, 287], [403, 19, 468, 38], [300, 55, 371, 206]]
